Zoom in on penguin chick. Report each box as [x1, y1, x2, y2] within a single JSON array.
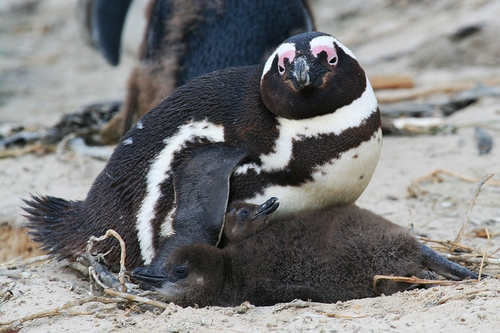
[[23, 32, 381, 273], [142, 202, 478, 307], [96, 0, 315, 141], [219, 197, 279, 246]]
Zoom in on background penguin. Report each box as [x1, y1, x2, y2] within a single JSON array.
[[78, 0, 134, 65], [23, 32, 382, 276], [139, 201, 478, 307], [84, 0, 315, 142]]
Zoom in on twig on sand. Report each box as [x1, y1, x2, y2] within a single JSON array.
[[87, 229, 127, 292], [86, 229, 171, 309], [0, 297, 119, 332], [478, 228, 491, 281], [0, 255, 52, 269], [375, 77, 500, 104], [408, 170, 499, 198], [417, 237, 475, 253], [318, 311, 369, 319], [441, 253, 500, 265], [437, 288, 492, 305], [372, 275, 460, 296], [0, 144, 55, 159], [102, 288, 170, 309], [453, 173, 494, 250]]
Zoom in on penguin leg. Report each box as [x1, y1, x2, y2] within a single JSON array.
[[132, 143, 249, 282], [420, 244, 479, 280]]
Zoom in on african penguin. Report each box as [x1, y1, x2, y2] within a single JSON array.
[[136, 199, 478, 307], [219, 197, 280, 246], [23, 32, 382, 274], [94, 0, 315, 141]]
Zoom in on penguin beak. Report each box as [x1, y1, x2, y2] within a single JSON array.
[[291, 56, 311, 89], [132, 266, 168, 288], [254, 197, 280, 219]]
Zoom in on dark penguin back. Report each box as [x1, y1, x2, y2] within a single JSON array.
[[144, 0, 314, 87]]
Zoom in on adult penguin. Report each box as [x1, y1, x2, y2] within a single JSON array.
[[85, 0, 315, 142], [24, 32, 382, 279]]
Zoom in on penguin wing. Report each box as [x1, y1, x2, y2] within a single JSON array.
[[91, 0, 133, 65], [135, 143, 250, 280], [172, 143, 250, 244]]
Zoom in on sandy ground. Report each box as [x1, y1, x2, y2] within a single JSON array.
[[1, 0, 500, 332]]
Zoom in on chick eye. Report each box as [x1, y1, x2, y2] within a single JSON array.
[[237, 208, 250, 222], [173, 266, 188, 279]]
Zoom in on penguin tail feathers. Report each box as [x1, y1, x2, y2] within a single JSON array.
[[21, 194, 86, 260]]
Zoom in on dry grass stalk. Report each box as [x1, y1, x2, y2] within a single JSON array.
[[478, 228, 491, 281], [437, 288, 492, 305], [86, 230, 172, 309], [441, 253, 500, 265], [408, 170, 499, 198], [453, 173, 494, 250], [0, 225, 44, 263], [102, 288, 171, 309], [0, 296, 119, 332], [417, 237, 475, 253], [0, 254, 51, 269], [375, 77, 500, 104], [87, 229, 127, 292], [370, 74, 415, 90], [372, 275, 457, 296], [0, 144, 54, 159], [318, 311, 369, 319]]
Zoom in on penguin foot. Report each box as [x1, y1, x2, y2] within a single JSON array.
[[421, 244, 479, 281]]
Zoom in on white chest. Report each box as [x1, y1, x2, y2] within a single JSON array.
[[245, 128, 382, 218]]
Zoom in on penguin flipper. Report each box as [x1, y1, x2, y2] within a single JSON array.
[[91, 0, 133, 65], [421, 244, 479, 280], [133, 144, 249, 279], [171, 144, 250, 243]]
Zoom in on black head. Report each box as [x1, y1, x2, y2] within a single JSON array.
[[133, 243, 225, 307], [223, 197, 280, 243], [260, 32, 367, 119]]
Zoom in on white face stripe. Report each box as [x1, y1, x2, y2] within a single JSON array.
[[242, 77, 377, 172], [261, 42, 296, 83], [135, 120, 225, 264], [309, 35, 357, 60]]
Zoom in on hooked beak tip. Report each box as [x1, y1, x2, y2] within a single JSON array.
[[292, 57, 311, 88]]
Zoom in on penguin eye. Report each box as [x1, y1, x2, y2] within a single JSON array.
[[173, 266, 188, 279], [236, 208, 250, 222], [278, 65, 285, 75], [312, 45, 338, 67]]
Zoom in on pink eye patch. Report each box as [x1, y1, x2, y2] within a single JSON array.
[[278, 49, 296, 72], [312, 44, 338, 65]]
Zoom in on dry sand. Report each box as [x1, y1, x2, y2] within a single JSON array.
[[1, 0, 500, 332]]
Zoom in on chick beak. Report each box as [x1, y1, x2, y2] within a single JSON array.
[[291, 56, 311, 89]]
